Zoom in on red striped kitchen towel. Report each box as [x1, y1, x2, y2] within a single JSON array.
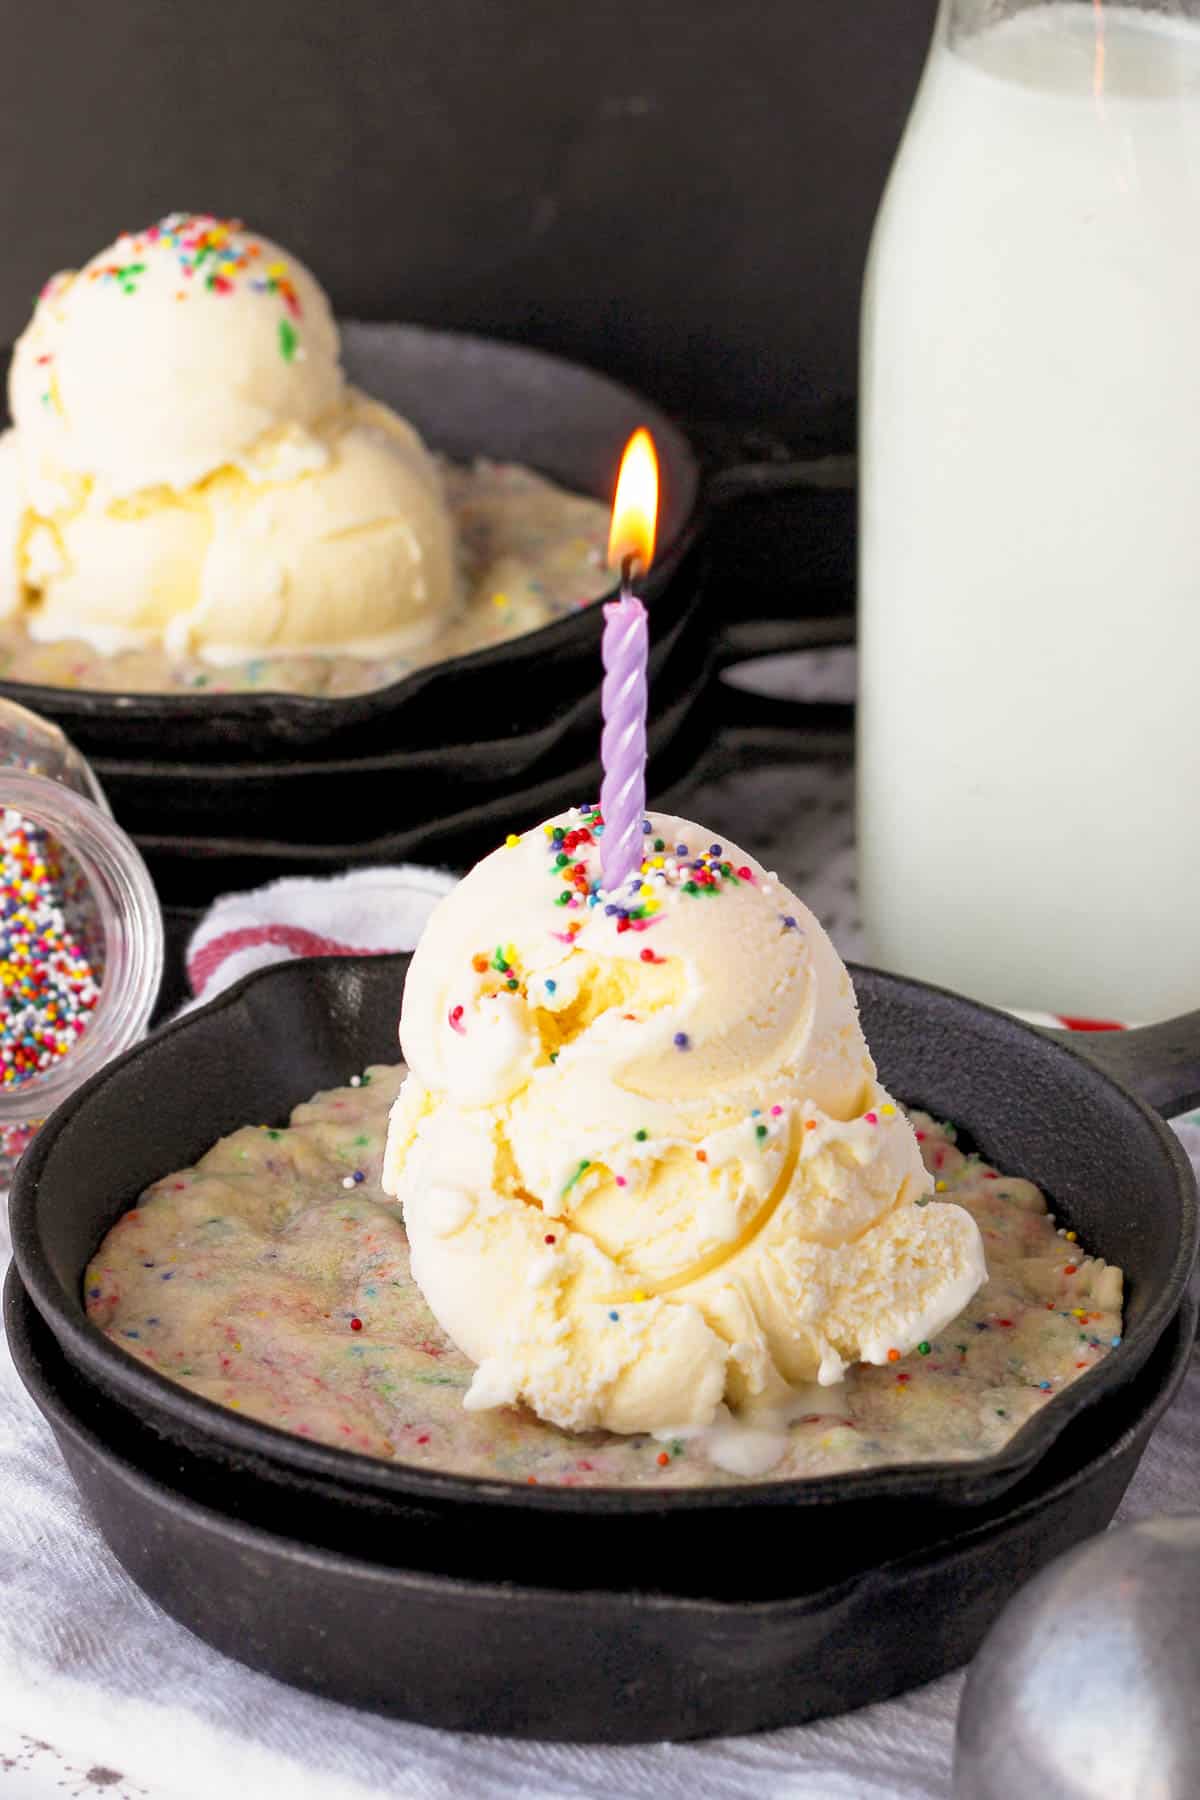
[[1013, 1011, 1128, 1033], [184, 865, 457, 1012]]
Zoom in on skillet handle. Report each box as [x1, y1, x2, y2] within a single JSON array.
[[699, 452, 857, 666], [1041, 1014, 1200, 1119], [704, 451, 857, 505]]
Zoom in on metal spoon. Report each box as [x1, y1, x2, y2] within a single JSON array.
[[955, 1515, 1200, 1798]]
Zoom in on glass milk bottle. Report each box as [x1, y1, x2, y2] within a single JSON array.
[[858, 0, 1200, 1021]]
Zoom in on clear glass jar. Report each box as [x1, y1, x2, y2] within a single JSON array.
[[1, 698, 163, 1183], [858, 0, 1200, 1020]]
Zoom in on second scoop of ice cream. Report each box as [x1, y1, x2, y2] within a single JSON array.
[[382, 809, 987, 1438], [0, 215, 458, 661]]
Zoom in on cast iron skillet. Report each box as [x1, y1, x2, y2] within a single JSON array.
[[0, 323, 706, 764], [91, 637, 856, 908], [0, 328, 857, 770], [4, 1269, 1193, 1741], [9, 954, 1199, 1592], [76, 549, 713, 851]]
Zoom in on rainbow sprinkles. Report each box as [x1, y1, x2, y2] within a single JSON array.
[[442, 809, 803, 1056], [537, 807, 763, 928], [85, 212, 304, 360]]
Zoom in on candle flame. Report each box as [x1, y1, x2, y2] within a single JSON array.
[[607, 428, 659, 576]]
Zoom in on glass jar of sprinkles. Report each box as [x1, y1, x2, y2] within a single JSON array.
[[1, 698, 163, 1185]]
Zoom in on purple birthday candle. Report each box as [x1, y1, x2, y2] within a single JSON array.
[[600, 429, 658, 891], [599, 578, 648, 890]]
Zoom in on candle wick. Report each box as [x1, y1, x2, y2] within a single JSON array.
[[620, 552, 637, 601]]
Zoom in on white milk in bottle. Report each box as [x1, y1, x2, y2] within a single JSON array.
[[858, 2, 1200, 1019]]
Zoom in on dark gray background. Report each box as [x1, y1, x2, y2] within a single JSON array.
[[0, 1, 933, 441]]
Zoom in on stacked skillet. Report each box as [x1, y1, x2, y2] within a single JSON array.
[[7, 952, 1198, 1740], [7, 323, 1195, 1738], [0, 324, 711, 906]]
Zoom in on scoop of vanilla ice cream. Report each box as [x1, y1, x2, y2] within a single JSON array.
[[9, 214, 342, 497], [1, 213, 460, 662], [20, 390, 458, 661], [382, 809, 987, 1437]]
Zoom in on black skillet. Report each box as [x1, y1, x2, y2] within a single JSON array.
[[0, 323, 710, 765], [95, 632, 856, 908], [5, 1266, 1192, 1742], [0, 333, 857, 770], [80, 534, 848, 850], [1, 323, 856, 899], [79, 551, 713, 850], [10, 954, 1199, 1597], [98, 697, 709, 908]]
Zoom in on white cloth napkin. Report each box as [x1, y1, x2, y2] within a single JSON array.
[[1, 863, 1197, 1800]]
